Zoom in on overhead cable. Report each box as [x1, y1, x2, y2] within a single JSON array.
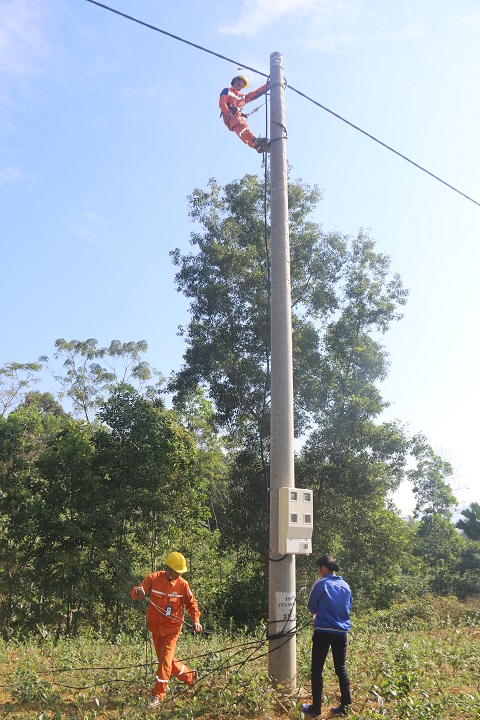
[[286, 84, 480, 208], [85, 0, 268, 80], [85, 0, 480, 208]]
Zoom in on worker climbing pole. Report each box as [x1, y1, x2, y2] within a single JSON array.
[[219, 73, 271, 153]]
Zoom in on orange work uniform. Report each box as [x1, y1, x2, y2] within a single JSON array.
[[219, 82, 268, 148], [130, 571, 200, 700]]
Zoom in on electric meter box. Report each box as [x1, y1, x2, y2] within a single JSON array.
[[277, 487, 313, 555]]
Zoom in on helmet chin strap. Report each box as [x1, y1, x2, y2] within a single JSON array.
[[165, 566, 178, 581]]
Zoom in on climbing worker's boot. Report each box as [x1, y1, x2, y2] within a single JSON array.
[[253, 137, 271, 153]]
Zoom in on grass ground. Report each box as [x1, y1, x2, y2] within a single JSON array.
[[0, 596, 479, 719]]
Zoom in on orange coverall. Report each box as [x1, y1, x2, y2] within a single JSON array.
[[130, 571, 201, 699], [219, 82, 268, 148]]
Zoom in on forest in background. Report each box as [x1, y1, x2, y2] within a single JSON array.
[[1, 172, 479, 639]]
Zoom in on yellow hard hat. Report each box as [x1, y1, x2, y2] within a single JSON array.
[[164, 552, 187, 574], [231, 74, 249, 88]]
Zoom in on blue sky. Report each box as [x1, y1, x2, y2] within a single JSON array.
[[1, 0, 479, 515]]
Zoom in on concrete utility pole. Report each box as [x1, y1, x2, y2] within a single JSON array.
[[268, 51, 296, 690]]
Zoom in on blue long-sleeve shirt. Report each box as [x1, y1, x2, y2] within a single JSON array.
[[307, 574, 352, 633]]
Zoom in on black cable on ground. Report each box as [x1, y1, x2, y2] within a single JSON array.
[[0, 617, 313, 697], [0, 635, 273, 681]]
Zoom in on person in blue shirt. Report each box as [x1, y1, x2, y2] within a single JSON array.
[[301, 554, 352, 718]]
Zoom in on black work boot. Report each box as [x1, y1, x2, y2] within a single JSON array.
[[253, 137, 271, 153]]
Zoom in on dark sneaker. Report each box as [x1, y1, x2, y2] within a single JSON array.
[[301, 703, 320, 717], [331, 705, 349, 716]]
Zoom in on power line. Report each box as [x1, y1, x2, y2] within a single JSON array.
[[84, 0, 268, 80], [85, 0, 480, 209], [286, 84, 480, 209]]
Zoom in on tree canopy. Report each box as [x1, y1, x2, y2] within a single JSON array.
[[0, 171, 474, 636]]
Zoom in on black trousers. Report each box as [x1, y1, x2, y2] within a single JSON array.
[[310, 631, 352, 711]]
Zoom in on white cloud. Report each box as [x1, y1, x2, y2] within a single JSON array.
[[451, 13, 480, 30], [219, 0, 358, 37], [123, 85, 165, 102], [69, 211, 114, 245], [0, 164, 35, 187], [122, 78, 183, 109], [84, 54, 124, 79], [391, 23, 426, 43], [0, 0, 50, 83], [307, 30, 360, 52], [218, 0, 431, 51]]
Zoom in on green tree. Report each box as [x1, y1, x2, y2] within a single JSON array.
[[408, 434, 457, 517], [296, 422, 411, 605], [171, 173, 408, 445], [0, 382, 211, 636], [408, 435, 461, 594], [40, 338, 164, 424], [213, 437, 269, 555], [170, 172, 413, 608], [455, 502, 480, 541], [295, 231, 411, 594], [0, 404, 67, 634], [34, 421, 103, 633], [170, 174, 346, 437], [93, 385, 209, 629], [21, 390, 68, 417], [174, 386, 228, 530], [454, 543, 480, 597], [0, 361, 43, 417], [454, 503, 480, 598], [413, 514, 463, 595]]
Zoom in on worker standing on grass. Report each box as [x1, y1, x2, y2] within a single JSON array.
[[301, 554, 353, 718], [219, 74, 270, 153], [130, 552, 202, 709]]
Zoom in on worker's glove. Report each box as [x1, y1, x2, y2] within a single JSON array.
[[135, 587, 146, 599], [230, 107, 239, 115]]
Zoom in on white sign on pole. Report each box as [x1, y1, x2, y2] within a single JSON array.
[[275, 592, 296, 622]]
